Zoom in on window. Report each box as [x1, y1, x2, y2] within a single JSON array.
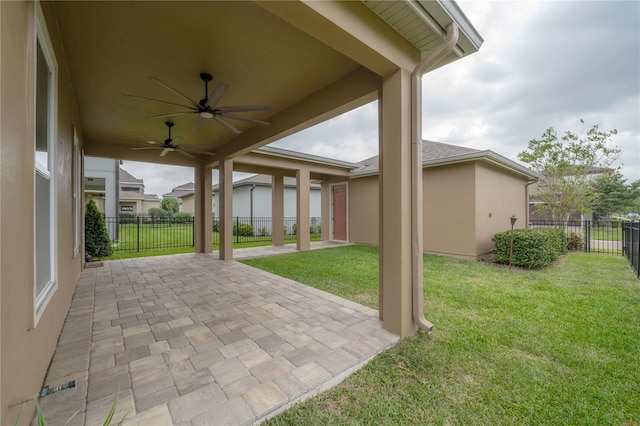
[[73, 128, 81, 256], [34, 2, 58, 325]]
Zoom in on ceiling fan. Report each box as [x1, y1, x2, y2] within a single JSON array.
[[129, 121, 215, 158], [125, 73, 270, 134]]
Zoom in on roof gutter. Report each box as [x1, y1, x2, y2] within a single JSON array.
[[411, 22, 459, 334]]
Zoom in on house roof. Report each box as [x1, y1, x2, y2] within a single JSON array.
[[163, 182, 195, 199], [350, 140, 540, 180], [118, 168, 144, 185]]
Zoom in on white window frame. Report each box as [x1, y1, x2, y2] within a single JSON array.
[[33, 1, 58, 327], [73, 128, 81, 256]]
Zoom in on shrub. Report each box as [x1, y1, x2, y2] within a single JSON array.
[[172, 212, 192, 224], [85, 199, 112, 259], [212, 220, 219, 232], [492, 227, 566, 269], [567, 231, 583, 251], [258, 227, 270, 237], [233, 223, 254, 237], [148, 207, 167, 218]]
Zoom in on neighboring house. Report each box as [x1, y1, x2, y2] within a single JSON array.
[[84, 156, 119, 218], [528, 167, 609, 221], [212, 174, 321, 220], [341, 140, 540, 260], [118, 168, 161, 215], [163, 182, 195, 212]]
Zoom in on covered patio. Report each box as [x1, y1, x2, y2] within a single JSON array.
[[1, 1, 482, 422], [38, 244, 398, 425]]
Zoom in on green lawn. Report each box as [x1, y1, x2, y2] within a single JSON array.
[[242, 246, 640, 425]]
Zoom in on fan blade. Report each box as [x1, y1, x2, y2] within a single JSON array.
[[130, 147, 161, 151], [216, 105, 270, 113], [160, 148, 173, 157], [182, 148, 216, 156], [193, 116, 205, 131], [149, 77, 200, 108], [206, 81, 229, 108], [214, 116, 241, 134], [123, 94, 192, 110], [133, 132, 159, 144], [175, 149, 195, 159], [220, 113, 270, 127], [148, 111, 198, 119]]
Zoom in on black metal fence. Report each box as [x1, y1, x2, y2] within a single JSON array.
[[528, 220, 623, 255], [103, 216, 321, 254], [622, 221, 640, 278]]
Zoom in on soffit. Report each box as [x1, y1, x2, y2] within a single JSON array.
[[53, 1, 361, 163], [52, 1, 478, 168]]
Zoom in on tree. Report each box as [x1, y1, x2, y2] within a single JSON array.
[[590, 170, 640, 218], [85, 199, 112, 259], [161, 197, 179, 216], [518, 120, 620, 221]]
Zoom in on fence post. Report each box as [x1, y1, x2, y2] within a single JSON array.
[[137, 216, 141, 253], [584, 220, 591, 253], [192, 216, 195, 248], [235, 216, 239, 244]]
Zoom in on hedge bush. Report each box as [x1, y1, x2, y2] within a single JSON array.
[[567, 231, 583, 251], [85, 199, 112, 259], [492, 227, 567, 269], [172, 212, 192, 224], [233, 223, 254, 237]]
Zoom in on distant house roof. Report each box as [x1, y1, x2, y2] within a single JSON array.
[[163, 182, 195, 199], [212, 174, 321, 192], [118, 168, 143, 184], [350, 140, 540, 180]]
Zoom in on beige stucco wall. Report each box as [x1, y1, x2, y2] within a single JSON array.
[[474, 162, 528, 257], [1, 2, 83, 422], [182, 194, 196, 214], [348, 176, 379, 246], [423, 163, 477, 259], [347, 161, 531, 261]]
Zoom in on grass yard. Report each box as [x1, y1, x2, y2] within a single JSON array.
[[242, 245, 640, 425]]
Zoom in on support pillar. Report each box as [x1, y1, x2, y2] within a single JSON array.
[[379, 68, 416, 337], [320, 181, 330, 241], [194, 162, 212, 253], [219, 158, 233, 260], [296, 168, 311, 251], [272, 174, 284, 246]]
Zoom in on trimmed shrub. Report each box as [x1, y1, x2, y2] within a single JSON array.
[[85, 199, 112, 258], [148, 207, 167, 218], [233, 223, 254, 237], [172, 212, 192, 224], [492, 227, 566, 269], [212, 220, 219, 232], [567, 231, 583, 251]]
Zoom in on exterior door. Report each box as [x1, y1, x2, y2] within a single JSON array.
[[332, 184, 347, 241]]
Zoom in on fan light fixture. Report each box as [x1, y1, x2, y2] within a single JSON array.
[[200, 111, 214, 119]]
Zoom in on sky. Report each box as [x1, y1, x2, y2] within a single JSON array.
[[123, 0, 640, 197]]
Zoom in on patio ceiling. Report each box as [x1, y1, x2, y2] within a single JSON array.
[[52, 1, 480, 168]]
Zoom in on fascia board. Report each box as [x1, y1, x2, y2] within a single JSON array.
[[253, 146, 358, 169], [415, 0, 484, 54], [349, 151, 541, 180]]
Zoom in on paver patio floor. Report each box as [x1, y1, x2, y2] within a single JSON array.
[[39, 244, 398, 425]]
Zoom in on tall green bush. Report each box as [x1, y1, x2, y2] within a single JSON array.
[[492, 228, 566, 269], [85, 199, 112, 259]]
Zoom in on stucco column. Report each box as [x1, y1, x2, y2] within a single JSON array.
[[219, 158, 233, 260], [271, 174, 285, 246], [379, 68, 416, 337], [194, 162, 212, 253], [296, 168, 311, 251], [320, 181, 330, 241]]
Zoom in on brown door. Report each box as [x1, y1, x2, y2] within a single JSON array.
[[332, 184, 347, 241]]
